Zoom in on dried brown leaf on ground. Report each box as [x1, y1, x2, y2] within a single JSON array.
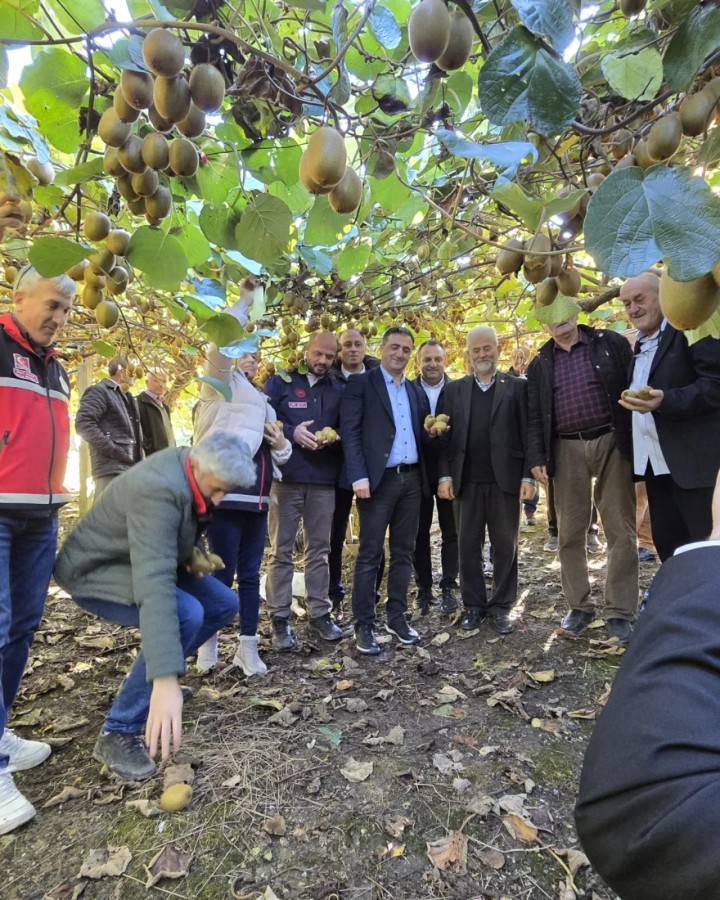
[[125, 798, 162, 818], [340, 758, 373, 783], [384, 815, 412, 839], [478, 847, 506, 869], [345, 698, 368, 713], [335, 679, 354, 691], [465, 794, 495, 817], [49, 715, 90, 733], [502, 814, 539, 844], [528, 669, 555, 683], [384, 725, 405, 745], [433, 751, 465, 775], [163, 762, 195, 789], [42, 878, 87, 900], [43, 785, 85, 808], [430, 632, 450, 647], [557, 847, 590, 876], [426, 831, 468, 872], [597, 682, 612, 706], [263, 815, 287, 836], [267, 706, 298, 727], [435, 685, 466, 702], [78, 846, 132, 879], [73, 635, 115, 650], [144, 844, 193, 888]]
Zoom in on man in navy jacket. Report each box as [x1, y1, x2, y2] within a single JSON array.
[[264, 331, 344, 650], [341, 327, 431, 654]]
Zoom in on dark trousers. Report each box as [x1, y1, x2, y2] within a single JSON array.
[[412, 490, 458, 591], [352, 468, 422, 627], [644, 469, 713, 562], [208, 508, 268, 636], [329, 487, 384, 602], [455, 482, 520, 611]]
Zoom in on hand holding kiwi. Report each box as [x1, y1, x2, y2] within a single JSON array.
[[314, 426, 339, 447], [424, 413, 450, 436], [620, 386, 663, 410]]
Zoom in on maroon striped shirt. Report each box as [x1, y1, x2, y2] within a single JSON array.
[[552, 330, 612, 433]]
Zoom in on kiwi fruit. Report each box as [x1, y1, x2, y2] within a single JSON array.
[[116, 173, 139, 202], [141, 133, 170, 171], [82, 285, 103, 310], [436, 10, 474, 71], [154, 75, 191, 123], [304, 126, 347, 189], [83, 266, 106, 289], [104, 146, 125, 177], [610, 128, 633, 160], [142, 28, 185, 78], [146, 214, 163, 227], [25, 157, 55, 186], [614, 153, 637, 170], [131, 168, 159, 197], [536, 277, 558, 307], [145, 185, 172, 219], [4, 264, 19, 284], [524, 232, 552, 270], [106, 266, 129, 295], [586, 173, 606, 191], [659, 271, 720, 330], [408, 0, 450, 64], [189, 63, 225, 113], [523, 260, 552, 284], [328, 166, 363, 214], [148, 105, 174, 133], [168, 138, 199, 177], [176, 103, 206, 138], [549, 252, 563, 277], [67, 260, 88, 281], [679, 90, 716, 137], [98, 108, 132, 147], [647, 113, 682, 162], [620, 0, 647, 14], [128, 196, 147, 215], [113, 90, 141, 124], [106, 229, 130, 256], [120, 69, 154, 110], [84, 211, 111, 242], [95, 298, 120, 328], [89, 248, 116, 274], [496, 239, 524, 275], [633, 138, 654, 169], [118, 135, 147, 174], [556, 267, 581, 296], [299, 152, 332, 195], [713, 261, 720, 289]]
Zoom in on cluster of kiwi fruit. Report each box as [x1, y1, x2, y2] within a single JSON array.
[[622, 386, 654, 401], [496, 234, 581, 300], [424, 413, 449, 433], [99, 28, 225, 224], [65, 212, 132, 327], [408, 0, 474, 71], [315, 426, 339, 445], [659, 264, 720, 331], [298, 126, 363, 215], [187, 545, 225, 575]]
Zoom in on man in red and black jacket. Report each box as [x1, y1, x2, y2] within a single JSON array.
[[0, 265, 75, 836]]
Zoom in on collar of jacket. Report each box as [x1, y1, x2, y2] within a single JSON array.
[[1, 313, 59, 360], [184, 454, 207, 515]]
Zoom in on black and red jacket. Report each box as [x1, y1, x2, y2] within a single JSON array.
[[0, 312, 71, 516]]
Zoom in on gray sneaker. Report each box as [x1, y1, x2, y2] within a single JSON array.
[[93, 732, 156, 782], [544, 536, 559, 552], [272, 616, 297, 651]]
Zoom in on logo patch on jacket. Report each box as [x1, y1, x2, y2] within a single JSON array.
[[294, 388, 307, 398], [13, 353, 39, 384]]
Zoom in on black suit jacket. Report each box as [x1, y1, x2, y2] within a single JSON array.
[[631, 325, 720, 489], [576, 545, 720, 900], [412, 374, 453, 486], [437, 372, 530, 496], [341, 366, 431, 494]]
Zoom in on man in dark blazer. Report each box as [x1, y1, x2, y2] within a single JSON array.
[[620, 271, 720, 560], [575, 470, 720, 900], [137, 369, 175, 456], [437, 327, 535, 634], [341, 327, 431, 655], [412, 339, 459, 614]]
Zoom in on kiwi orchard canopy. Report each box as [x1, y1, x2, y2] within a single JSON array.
[[0, 0, 719, 395]]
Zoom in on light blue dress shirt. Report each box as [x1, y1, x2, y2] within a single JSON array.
[[382, 367, 418, 466]]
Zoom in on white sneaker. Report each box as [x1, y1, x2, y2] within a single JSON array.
[[0, 729, 51, 772], [233, 635, 268, 677], [196, 633, 219, 674], [0, 769, 36, 835]]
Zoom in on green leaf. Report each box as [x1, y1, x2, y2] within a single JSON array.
[[0, 0, 43, 40], [492, 182, 587, 230], [125, 226, 188, 290], [19, 48, 88, 153], [304, 195, 351, 245], [371, 6, 401, 49], [53, 157, 104, 187], [199, 314, 245, 348], [286, 0, 325, 8], [28, 237, 90, 276], [601, 46, 663, 101], [584, 166, 720, 281], [478, 26, 581, 136], [196, 375, 232, 402], [199, 204, 240, 250], [534, 293, 581, 324], [298, 245, 333, 276], [174, 224, 211, 267], [663, 5, 720, 91], [92, 340, 117, 358], [45, 0, 106, 34], [235, 194, 293, 266], [196, 153, 241, 205], [337, 239, 372, 280], [436, 129, 537, 174], [685, 308, 720, 346], [0, 47, 7, 89], [699, 129, 720, 166], [509, 0, 575, 50], [0, 106, 50, 162]]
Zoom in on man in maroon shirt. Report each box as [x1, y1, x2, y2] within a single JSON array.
[[526, 315, 638, 643]]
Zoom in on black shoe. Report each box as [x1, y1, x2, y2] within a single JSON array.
[[93, 732, 157, 782], [272, 616, 296, 651], [355, 624, 380, 655], [417, 588, 435, 616], [440, 586, 459, 614], [606, 617, 632, 644], [560, 609, 594, 635], [385, 618, 420, 645], [460, 608, 485, 630], [309, 613, 343, 642], [489, 611, 514, 634]]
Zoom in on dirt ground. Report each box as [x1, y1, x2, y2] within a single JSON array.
[[2, 503, 658, 900]]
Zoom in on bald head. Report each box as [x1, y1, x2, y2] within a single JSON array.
[[305, 330, 337, 376], [620, 271, 663, 336], [338, 328, 367, 373]]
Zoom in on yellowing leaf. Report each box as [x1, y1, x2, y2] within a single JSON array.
[[502, 814, 538, 844], [528, 669, 555, 683]]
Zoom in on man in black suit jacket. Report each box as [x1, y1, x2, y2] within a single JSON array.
[[620, 271, 720, 559], [575, 470, 720, 900], [341, 327, 431, 655], [437, 327, 535, 634], [412, 339, 459, 615]]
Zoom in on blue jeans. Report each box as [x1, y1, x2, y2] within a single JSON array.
[[208, 508, 267, 635], [0, 513, 58, 770], [76, 572, 236, 734]]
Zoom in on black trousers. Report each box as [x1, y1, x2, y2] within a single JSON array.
[[644, 469, 713, 561], [412, 488, 458, 592], [455, 482, 519, 610], [329, 487, 384, 603], [351, 468, 422, 627]]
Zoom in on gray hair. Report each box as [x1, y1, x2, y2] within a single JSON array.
[[14, 265, 75, 301], [189, 430, 256, 488], [466, 326, 498, 349], [108, 355, 129, 376]]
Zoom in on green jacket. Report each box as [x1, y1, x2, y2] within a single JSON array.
[[55, 447, 200, 680]]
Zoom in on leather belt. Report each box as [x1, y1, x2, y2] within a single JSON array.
[[557, 424, 612, 441], [386, 463, 419, 473]]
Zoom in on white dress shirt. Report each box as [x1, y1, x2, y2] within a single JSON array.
[[630, 322, 670, 477], [420, 376, 445, 416]]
